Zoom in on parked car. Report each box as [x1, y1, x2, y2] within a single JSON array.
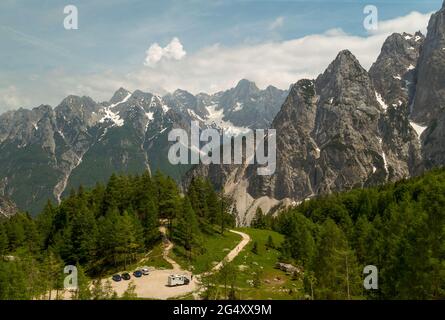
[[133, 270, 143, 278], [141, 267, 150, 276], [121, 273, 131, 280], [112, 274, 122, 282]]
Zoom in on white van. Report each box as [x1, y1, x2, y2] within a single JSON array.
[[168, 274, 190, 287]]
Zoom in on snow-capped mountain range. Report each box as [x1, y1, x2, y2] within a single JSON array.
[[2, 2, 445, 223], [0, 80, 287, 215], [185, 3, 445, 225]]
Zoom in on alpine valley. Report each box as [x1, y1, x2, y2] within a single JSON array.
[[1, 3, 445, 224]]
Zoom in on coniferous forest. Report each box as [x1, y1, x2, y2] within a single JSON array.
[[269, 168, 445, 300], [0, 168, 444, 300], [0, 171, 234, 299]]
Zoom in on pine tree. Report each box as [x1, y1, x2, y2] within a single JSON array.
[[313, 219, 361, 299], [114, 212, 136, 269], [5, 214, 26, 250], [102, 174, 123, 214], [75, 263, 91, 300], [206, 183, 219, 224], [103, 279, 116, 299], [126, 210, 145, 263], [97, 208, 119, 267], [156, 173, 180, 234], [266, 235, 275, 250], [251, 208, 267, 229], [251, 241, 259, 255], [176, 196, 201, 261], [216, 193, 233, 234], [218, 262, 237, 299], [280, 212, 315, 267], [91, 279, 106, 300], [122, 281, 138, 299], [36, 200, 56, 248], [0, 223, 7, 256], [253, 266, 262, 288], [70, 206, 98, 265], [142, 198, 159, 247]]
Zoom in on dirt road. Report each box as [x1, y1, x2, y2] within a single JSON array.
[[211, 230, 251, 272], [106, 228, 250, 300]]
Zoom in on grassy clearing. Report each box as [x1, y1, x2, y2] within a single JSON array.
[[170, 227, 241, 274], [229, 228, 304, 300], [96, 241, 173, 277], [139, 241, 173, 270]]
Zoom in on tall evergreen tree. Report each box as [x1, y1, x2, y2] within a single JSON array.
[[0, 223, 7, 256], [176, 196, 202, 261]]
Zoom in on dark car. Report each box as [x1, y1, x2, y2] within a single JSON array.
[[133, 270, 143, 278], [121, 273, 131, 280], [112, 274, 122, 282]]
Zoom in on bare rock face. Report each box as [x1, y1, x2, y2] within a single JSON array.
[[412, 2, 445, 124], [422, 112, 445, 168], [369, 31, 425, 179], [411, 2, 445, 169], [249, 50, 396, 201], [186, 3, 445, 225], [0, 196, 18, 218], [247, 79, 319, 200], [217, 79, 288, 129], [189, 43, 427, 225], [0, 78, 286, 216], [369, 32, 424, 108]]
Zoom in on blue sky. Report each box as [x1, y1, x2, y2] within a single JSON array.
[[0, 0, 442, 111]]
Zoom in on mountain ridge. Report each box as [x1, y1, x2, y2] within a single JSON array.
[[0, 79, 287, 215], [185, 19, 444, 225]]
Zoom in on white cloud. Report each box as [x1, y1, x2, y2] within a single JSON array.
[[0, 11, 433, 111], [143, 37, 186, 67], [269, 16, 284, 30], [369, 11, 432, 35], [0, 86, 30, 110], [127, 11, 432, 95]]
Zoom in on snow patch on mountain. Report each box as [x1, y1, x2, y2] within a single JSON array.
[[99, 93, 131, 127], [233, 102, 244, 112], [410, 121, 427, 138], [205, 104, 250, 136], [161, 104, 170, 113], [188, 109, 204, 122], [376, 92, 389, 111], [378, 137, 389, 176]]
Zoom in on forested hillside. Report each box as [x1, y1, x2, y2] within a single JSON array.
[[270, 168, 445, 300], [0, 171, 233, 299], [1, 168, 444, 300]]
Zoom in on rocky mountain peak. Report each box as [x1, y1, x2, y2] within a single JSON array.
[[272, 79, 317, 133], [110, 87, 131, 104], [412, 3, 445, 123], [233, 79, 260, 98], [317, 50, 368, 86], [316, 50, 376, 110], [172, 89, 195, 103], [369, 31, 423, 108], [382, 32, 423, 56], [330, 50, 362, 71], [58, 95, 96, 108], [130, 90, 153, 101], [55, 96, 99, 120]]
